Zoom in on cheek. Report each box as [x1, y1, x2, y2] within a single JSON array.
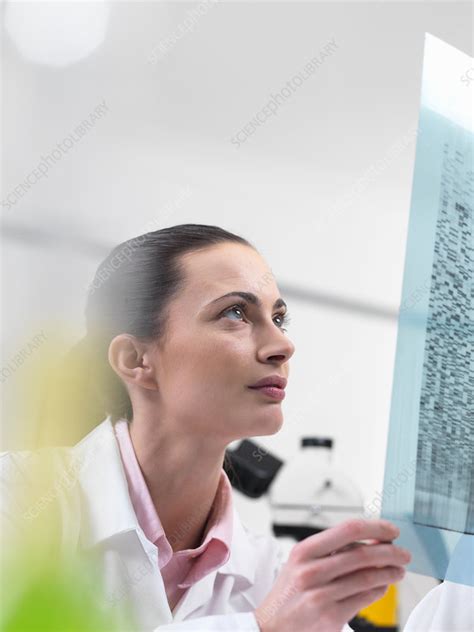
[[212, 333, 253, 361], [175, 332, 252, 386]]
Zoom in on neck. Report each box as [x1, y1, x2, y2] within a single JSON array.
[[128, 412, 226, 552]]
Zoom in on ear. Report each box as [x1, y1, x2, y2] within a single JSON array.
[[108, 334, 158, 391]]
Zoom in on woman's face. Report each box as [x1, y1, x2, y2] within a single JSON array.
[[149, 242, 295, 443]]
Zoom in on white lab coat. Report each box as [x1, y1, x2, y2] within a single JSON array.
[[404, 530, 474, 632], [1, 417, 353, 632], [404, 580, 474, 632]]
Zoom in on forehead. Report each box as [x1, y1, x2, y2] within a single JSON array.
[[178, 242, 278, 305]]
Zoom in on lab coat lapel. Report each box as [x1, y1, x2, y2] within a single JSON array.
[[172, 569, 217, 622], [73, 416, 138, 548], [74, 418, 173, 627], [172, 505, 258, 621]]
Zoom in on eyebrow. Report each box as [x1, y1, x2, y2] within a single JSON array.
[[207, 291, 287, 311]]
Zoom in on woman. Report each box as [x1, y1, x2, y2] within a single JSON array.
[[1, 224, 410, 631]]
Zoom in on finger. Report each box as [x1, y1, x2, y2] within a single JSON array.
[[335, 539, 389, 551], [328, 542, 364, 555], [334, 586, 389, 624], [330, 542, 369, 555], [330, 538, 399, 556], [324, 565, 405, 602], [294, 519, 400, 561], [298, 544, 410, 587]]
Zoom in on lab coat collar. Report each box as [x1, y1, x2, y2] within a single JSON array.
[[74, 416, 141, 549], [172, 509, 259, 623], [215, 504, 257, 586], [74, 417, 258, 587]]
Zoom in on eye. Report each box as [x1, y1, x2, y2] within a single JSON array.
[[220, 303, 291, 332], [220, 304, 247, 322], [274, 312, 292, 333]]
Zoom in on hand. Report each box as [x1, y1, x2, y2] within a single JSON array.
[[254, 518, 411, 632]]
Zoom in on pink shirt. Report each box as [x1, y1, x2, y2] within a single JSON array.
[[113, 419, 234, 612]]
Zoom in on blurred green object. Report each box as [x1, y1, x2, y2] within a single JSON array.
[[1, 562, 118, 632]]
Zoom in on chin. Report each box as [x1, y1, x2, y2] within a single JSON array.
[[252, 410, 284, 437]]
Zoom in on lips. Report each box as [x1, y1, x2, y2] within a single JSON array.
[[248, 375, 287, 390]]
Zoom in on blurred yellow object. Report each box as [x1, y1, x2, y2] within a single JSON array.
[[359, 583, 398, 627], [6, 322, 109, 450]]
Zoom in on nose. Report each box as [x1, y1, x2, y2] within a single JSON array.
[[256, 326, 295, 365]]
